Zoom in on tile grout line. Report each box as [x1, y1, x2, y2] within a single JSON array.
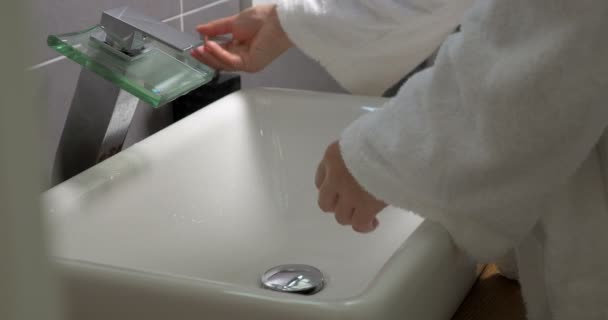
[[179, 0, 185, 32], [165, 0, 230, 22], [27, 55, 66, 71], [28, 0, 230, 71]]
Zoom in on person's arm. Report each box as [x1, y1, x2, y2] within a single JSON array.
[[335, 0, 608, 261], [275, 0, 473, 95], [194, 1, 473, 95], [193, 5, 293, 73]]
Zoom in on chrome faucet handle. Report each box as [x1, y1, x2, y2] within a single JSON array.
[[100, 6, 203, 54]]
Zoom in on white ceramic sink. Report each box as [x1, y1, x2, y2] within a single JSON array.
[[43, 88, 477, 320]]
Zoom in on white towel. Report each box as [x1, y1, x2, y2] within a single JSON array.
[[277, 0, 608, 319], [276, 0, 474, 96]]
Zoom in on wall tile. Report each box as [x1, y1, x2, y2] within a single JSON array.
[[182, 0, 239, 36], [241, 48, 346, 93], [164, 17, 182, 31], [31, 58, 80, 182], [183, 0, 232, 14], [27, 0, 180, 66]]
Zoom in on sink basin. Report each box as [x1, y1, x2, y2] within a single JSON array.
[[43, 88, 477, 320]]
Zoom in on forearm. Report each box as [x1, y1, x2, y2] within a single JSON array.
[[340, 0, 608, 260], [275, 0, 473, 95]]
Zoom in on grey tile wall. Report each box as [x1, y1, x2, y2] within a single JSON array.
[[241, 48, 345, 93], [182, 0, 240, 36], [33, 59, 81, 179], [183, 0, 229, 13], [32, 0, 346, 185]]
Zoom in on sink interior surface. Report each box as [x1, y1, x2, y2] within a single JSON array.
[[44, 89, 424, 300]]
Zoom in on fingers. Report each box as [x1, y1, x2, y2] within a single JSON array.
[[317, 164, 339, 213], [352, 199, 386, 233], [318, 182, 338, 213], [315, 162, 326, 189], [190, 46, 233, 71], [351, 209, 378, 233], [332, 196, 381, 232], [204, 41, 246, 70], [316, 140, 384, 234], [196, 16, 237, 37], [334, 202, 354, 226]]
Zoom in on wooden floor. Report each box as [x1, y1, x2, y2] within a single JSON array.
[[451, 265, 527, 320]]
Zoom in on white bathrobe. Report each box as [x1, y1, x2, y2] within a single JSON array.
[[276, 0, 608, 319]]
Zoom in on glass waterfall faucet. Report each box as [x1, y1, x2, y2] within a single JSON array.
[[48, 7, 216, 185]]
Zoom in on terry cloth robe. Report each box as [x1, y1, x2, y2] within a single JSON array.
[[276, 0, 608, 319]]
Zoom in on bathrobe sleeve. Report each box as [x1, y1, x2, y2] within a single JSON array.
[[275, 0, 474, 95], [281, 0, 608, 261]]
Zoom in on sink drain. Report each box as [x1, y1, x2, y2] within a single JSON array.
[[261, 264, 325, 295]]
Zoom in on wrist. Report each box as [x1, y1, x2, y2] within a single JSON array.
[[269, 4, 294, 48]]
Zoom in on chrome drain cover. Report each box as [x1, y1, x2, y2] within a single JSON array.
[[261, 264, 325, 295]]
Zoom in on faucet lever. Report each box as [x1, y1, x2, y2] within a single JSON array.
[[101, 6, 202, 53]]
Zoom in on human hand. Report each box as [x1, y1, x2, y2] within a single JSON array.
[[315, 141, 387, 233], [192, 4, 293, 72]]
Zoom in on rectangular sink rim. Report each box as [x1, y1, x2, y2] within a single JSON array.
[[45, 88, 478, 319]]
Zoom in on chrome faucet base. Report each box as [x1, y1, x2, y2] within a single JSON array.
[[48, 3, 253, 186], [52, 69, 138, 185]]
